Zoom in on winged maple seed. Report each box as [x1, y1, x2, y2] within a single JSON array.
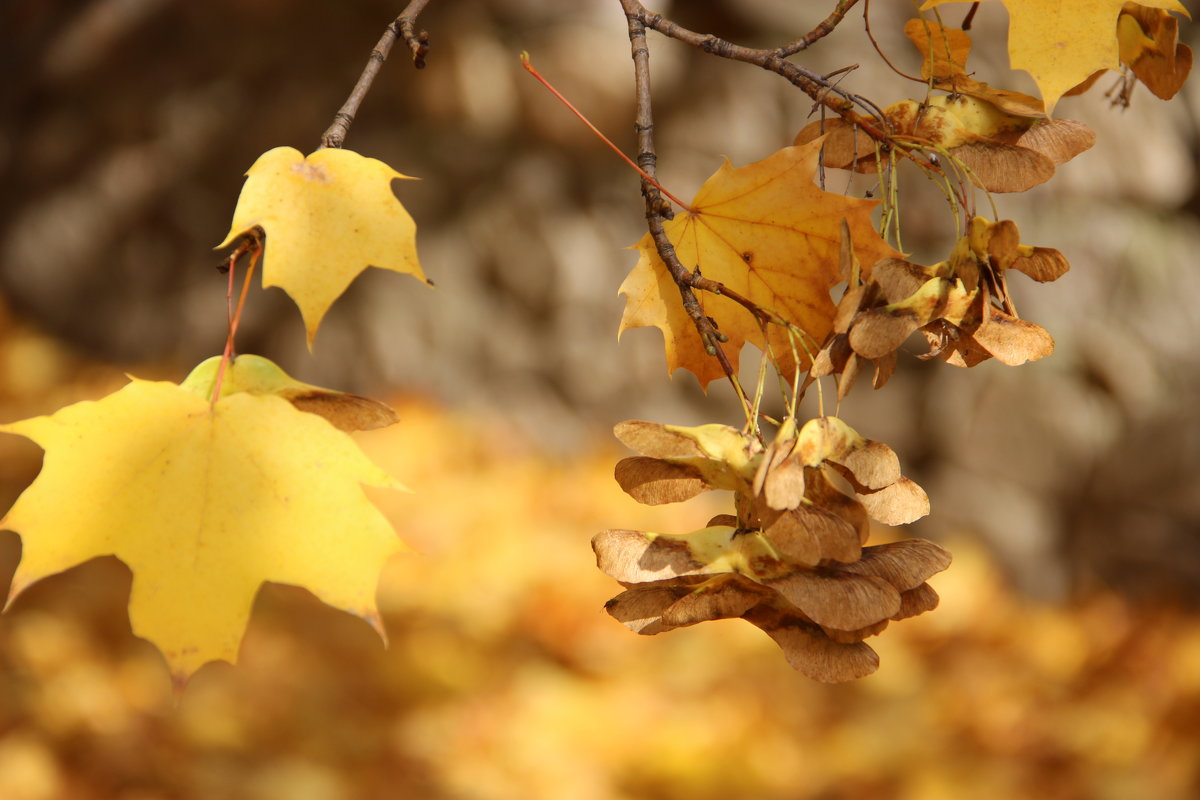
[[796, 19, 1096, 194], [1116, 4, 1193, 100], [1079, 3, 1196, 104], [808, 223, 895, 400], [595, 419, 949, 682], [812, 217, 1064, 376]]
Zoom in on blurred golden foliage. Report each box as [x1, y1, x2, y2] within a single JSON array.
[[0, 341, 1197, 799]]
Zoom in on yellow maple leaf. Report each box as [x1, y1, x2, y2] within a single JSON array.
[[618, 141, 900, 388], [217, 147, 429, 346], [920, 0, 1189, 112], [0, 355, 407, 684]]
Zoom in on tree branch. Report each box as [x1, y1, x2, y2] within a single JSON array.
[[774, 0, 861, 58], [623, 0, 892, 145], [621, 1, 748, 403], [320, 0, 433, 150]]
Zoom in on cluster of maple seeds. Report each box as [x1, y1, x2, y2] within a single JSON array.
[[796, 20, 1098, 195], [813, 215, 1070, 401], [797, 7, 1191, 196], [593, 419, 950, 682]]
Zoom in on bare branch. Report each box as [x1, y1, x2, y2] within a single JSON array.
[[621, 1, 748, 404], [775, 0, 861, 58], [397, 0, 434, 65], [623, 0, 891, 143], [320, 0, 434, 150], [862, 0, 923, 83]]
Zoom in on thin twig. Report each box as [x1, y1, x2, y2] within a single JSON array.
[[520, 53, 691, 211], [211, 243, 262, 408], [622, 2, 750, 412], [397, 0, 433, 64], [774, 0, 861, 58], [863, 0, 923, 83], [320, 0, 433, 149], [624, 0, 892, 144], [690, 275, 783, 328], [961, 2, 981, 30]]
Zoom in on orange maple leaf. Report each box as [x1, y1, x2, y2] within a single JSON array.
[[618, 141, 900, 388], [1117, 4, 1193, 99]]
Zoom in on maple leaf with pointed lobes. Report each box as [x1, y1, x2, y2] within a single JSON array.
[[618, 141, 900, 389], [218, 147, 429, 347], [0, 355, 407, 685], [920, 0, 1190, 113]]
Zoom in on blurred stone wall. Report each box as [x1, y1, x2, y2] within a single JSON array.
[[1, 0, 1197, 601]]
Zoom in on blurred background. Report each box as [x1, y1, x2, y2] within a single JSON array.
[[0, 1, 1198, 798]]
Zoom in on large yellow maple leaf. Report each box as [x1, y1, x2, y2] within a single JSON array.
[[0, 355, 406, 684], [921, 0, 1189, 112], [619, 141, 900, 388], [217, 147, 429, 346]]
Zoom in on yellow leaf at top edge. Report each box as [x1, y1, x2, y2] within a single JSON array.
[[0, 369, 407, 684], [217, 146, 429, 347], [920, 0, 1189, 112]]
